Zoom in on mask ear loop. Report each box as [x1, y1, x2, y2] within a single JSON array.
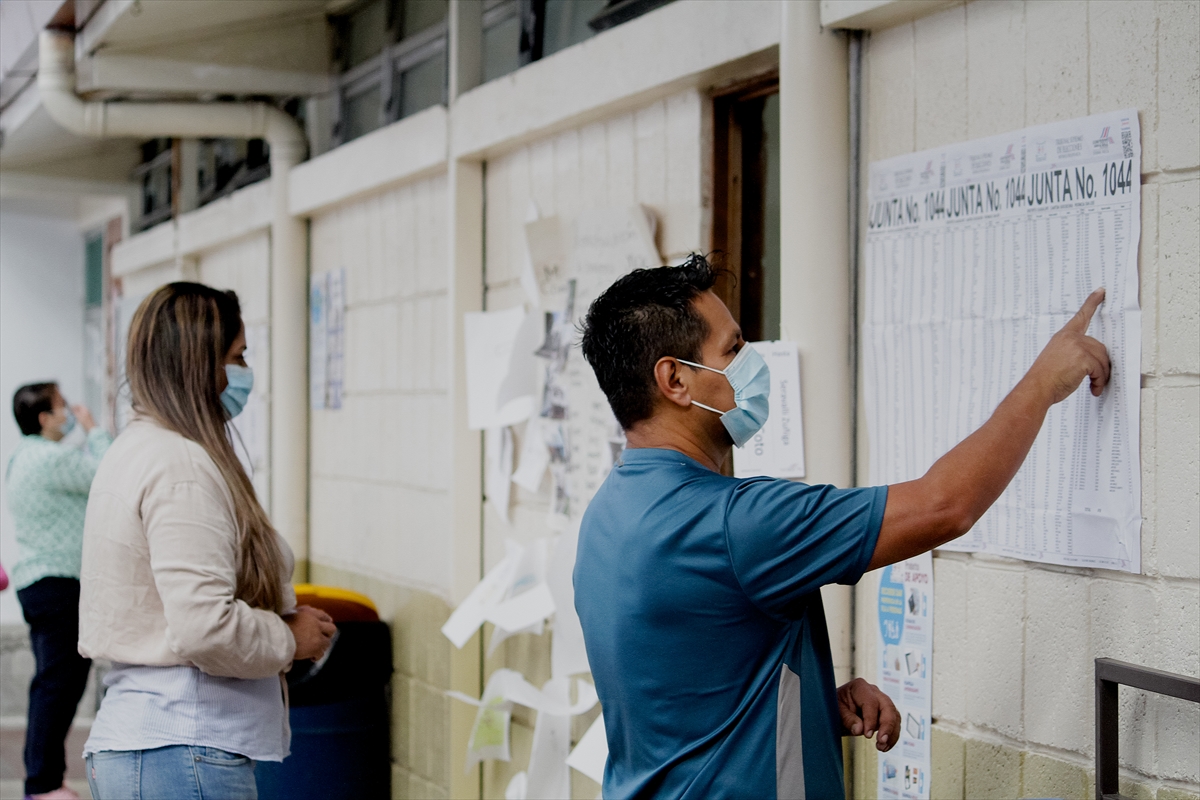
[[691, 400, 725, 415], [675, 358, 731, 415], [675, 358, 725, 375]]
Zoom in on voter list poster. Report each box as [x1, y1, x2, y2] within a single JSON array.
[[863, 109, 1142, 572]]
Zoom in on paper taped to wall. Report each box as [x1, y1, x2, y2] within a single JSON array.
[[465, 307, 537, 430], [485, 583, 556, 634], [524, 678, 573, 800], [548, 521, 591, 678], [566, 713, 608, 785], [512, 416, 551, 492], [864, 109, 1142, 571], [486, 427, 514, 523], [442, 538, 559, 650], [309, 274, 328, 410], [441, 547, 521, 648], [875, 553, 933, 799], [732, 341, 805, 479], [447, 669, 597, 717]]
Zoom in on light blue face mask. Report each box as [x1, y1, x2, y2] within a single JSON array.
[[59, 407, 76, 437], [677, 345, 771, 448], [220, 364, 254, 419]]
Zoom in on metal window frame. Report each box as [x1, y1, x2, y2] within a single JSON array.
[[388, 21, 449, 119], [1095, 658, 1200, 800], [332, 6, 449, 146]]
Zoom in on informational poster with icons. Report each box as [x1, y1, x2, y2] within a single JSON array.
[[876, 552, 933, 800]]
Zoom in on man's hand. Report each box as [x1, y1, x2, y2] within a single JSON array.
[[1025, 287, 1111, 403], [837, 678, 900, 752], [285, 605, 337, 661]]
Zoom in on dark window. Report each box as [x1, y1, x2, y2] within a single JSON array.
[[481, 0, 660, 84], [331, 0, 449, 144], [132, 138, 173, 232], [712, 77, 781, 343], [543, 0, 607, 57], [85, 233, 104, 308], [196, 138, 271, 207], [482, 0, 522, 82]]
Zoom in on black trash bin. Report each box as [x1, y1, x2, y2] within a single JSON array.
[[256, 587, 393, 800]]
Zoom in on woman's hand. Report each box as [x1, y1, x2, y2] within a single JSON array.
[[72, 404, 96, 433], [285, 605, 337, 661]]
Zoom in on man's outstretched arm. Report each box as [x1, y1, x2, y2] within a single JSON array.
[[868, 288, 1112, 571]]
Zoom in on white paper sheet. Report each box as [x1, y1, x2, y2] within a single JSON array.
[[309, 274, 327, 410], [548, 522, 591, 679], [326, 267, 345, 409], [444, 539, 560, 652], [486, 427, 514, 524], [863, 109, 1142, 572], [562, 208, 661, 512], [732, 341, 805, 479], [485, 583, 556, 635], [461, 669, 517, 768], [506, 772, 529, 800], [441, 548, 521, 648], [447, 669, 598, 718], [566, 714, 608, 785], [525, 216, 571, 306], [498, 311, 544, 412], [487, 538, 550, 655], [512, 416, 551, 492], [465, 307, 537, 430], [525, 678, 573, 800]]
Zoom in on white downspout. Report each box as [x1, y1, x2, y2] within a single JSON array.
[[38, 30, 310, 573]]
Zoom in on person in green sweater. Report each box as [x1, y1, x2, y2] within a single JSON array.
[[7, 382, 111, 800]]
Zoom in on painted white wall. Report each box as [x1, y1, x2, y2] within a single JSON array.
[[855, 0, 1200, 792], [308, 173, 454, 597], [0, 210, 85, 625], [481, 88, 708, 571]]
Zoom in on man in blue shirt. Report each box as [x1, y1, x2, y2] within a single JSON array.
[[575, 255, 1109, 799]]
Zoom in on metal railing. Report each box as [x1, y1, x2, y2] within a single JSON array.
[[1095, 657, 1200, 800]]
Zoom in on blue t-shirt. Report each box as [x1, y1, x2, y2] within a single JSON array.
[[575, 448, 887, 800]]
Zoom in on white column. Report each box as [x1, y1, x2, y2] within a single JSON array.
[[269, 141, 310, 574], [778, 0, 855, 685]]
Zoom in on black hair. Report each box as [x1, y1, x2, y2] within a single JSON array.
[[580, 253, 720, 430], [13, 383, 59, 436]]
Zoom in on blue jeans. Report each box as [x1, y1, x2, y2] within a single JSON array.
[[86, 745, 257, 800]]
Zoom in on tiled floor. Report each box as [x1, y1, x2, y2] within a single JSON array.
[[0, 724, 91, 799]]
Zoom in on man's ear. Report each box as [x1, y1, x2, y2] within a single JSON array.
[[653, 357, 692, 408], [38, 410, 54, 430]]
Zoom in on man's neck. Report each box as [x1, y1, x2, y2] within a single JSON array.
[[624, 417, 727, 473]]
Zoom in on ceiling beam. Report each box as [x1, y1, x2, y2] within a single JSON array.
[[76, 53, 332, 97]]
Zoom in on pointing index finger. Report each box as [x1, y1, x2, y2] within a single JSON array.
[[1067, 287, 1106, 333]]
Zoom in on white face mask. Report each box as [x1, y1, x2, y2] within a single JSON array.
[[676, 345, 771, 447]]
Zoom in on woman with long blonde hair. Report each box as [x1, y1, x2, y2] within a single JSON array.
[[77, 282, 335, 800]]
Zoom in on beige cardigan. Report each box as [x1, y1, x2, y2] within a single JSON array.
[[79, 417, 295, 679]]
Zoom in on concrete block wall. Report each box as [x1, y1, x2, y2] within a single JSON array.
[[309, 173, 452, 595], [480, 87, 708, 799], [854, 2, 1200, 798], [307, 172, 456, 798]]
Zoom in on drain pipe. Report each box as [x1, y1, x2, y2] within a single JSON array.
[[38, 30, 310, 574]]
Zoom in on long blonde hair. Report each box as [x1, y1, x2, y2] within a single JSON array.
[[127, 282, 286, 613]]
